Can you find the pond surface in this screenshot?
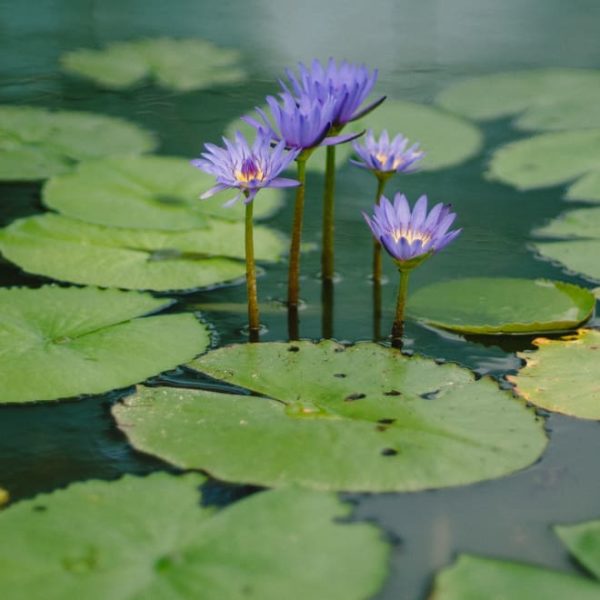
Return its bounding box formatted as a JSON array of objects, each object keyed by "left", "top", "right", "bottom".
[{"left": 2, "top": 1, "right": 600, "bottom": 598}]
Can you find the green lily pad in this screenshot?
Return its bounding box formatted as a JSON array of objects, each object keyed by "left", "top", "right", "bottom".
[
  {"left": 0, "top": 213, "right": 285, "bottom": 292},
  {"left": 0, "top": 106, "right": 156, "bottom": 181},
  {"left": 431, "top": 554, "right": 600, "bottom": 600},
  {"left": 354, "top": 99, "right": 483, "bottom": 171},
  {"left": 556, "top": 518, "right": 600, "bottom": 580},
  {"left": 507, "top": 329, "right": 600, "bottom": 419},
  {"left": 532, "top": 207, "right": 600, "bottom": 282},
  {"left": 0, "top": 286, "right": 210, "bottom": 403},
  {"left": 43, "top": 156, "right": 283, "bottom": 230},
  {"left": 407, "top": 278, "right": 594, "bottom": 335},
  {"left": 113, "top": 341, "right": 546, "bottom": 492},
  {"left": 487, "top": 130, "right": 600, "bottom": 202},
  {"left": 0, "top": 472, "right": 389, "bottom": 600},
  {"left": 61, "top": 38, "right": 247, "bottom": 91},
  {"left": 437, "top": 69, "right": 600, "bottom": 131},
  {"left": 227, "top": 99, "right": 482, "bottom": 174}
]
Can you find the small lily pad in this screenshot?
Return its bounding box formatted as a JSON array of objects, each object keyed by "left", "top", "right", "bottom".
[
  {"left": 113, "top": 341, "right": 546, "bottom": 492},
  {"left": 487, "top": 130, "right": 600, "bottom": 201},
  {"left": 533, "top": 207, "right": 600, "bottom": 282},
  {"left": 508, "top": 329, "right": 600, "bottom": 419},
  {"left": 437, "top": 69, "right": 600, "bottom": 131},
  {"left": 61, "top": 38, "right": 247, "bottom": 91},
  {"left": 407, "top": 278, "right": 594, "bottom": 335},
  {"left": 0, "top": 213, "right": 285, "bottom": 291},
  {"left": 431, "top": 554, "right": 600, "bottom": 600},
  {"left": 354, "top": 99, "right": 483, "bottom": 171},
  {"left": 0, "top": 472, "right": 389, "bottom": 600},
  {"left": 43, "top": 155, "right": 283, "bottom": 230},
  {"left": 0, "top": 106, "right": 156, "bottom": 181},
  {"left": 0, "top": 286, "right": 210, "bottom": 403},
  {"left": 432, "top": 512, "right": 600, "bottom": 599}
]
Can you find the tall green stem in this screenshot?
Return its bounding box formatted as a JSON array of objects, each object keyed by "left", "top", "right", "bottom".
[
  {"left": 391, "top": 269, "right": 410, "bottom": 348},
  {"left": 372, "top": 176, "right": 388, "bottom": 284},
  {"left": 321, "top": 145, "right": 336, "bottom": 280},
  {"left": 245, "top": 200, "right": 260, "bottom": 342},
  {"left": 288, "top": 157, "right": 307, "bottom": 308}
]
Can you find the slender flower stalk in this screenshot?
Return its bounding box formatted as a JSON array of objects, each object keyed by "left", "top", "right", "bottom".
[
  {"left": 192, "top": 131, "right": 299, "bottom": 340},
  {"left": 363, "top": 193, "right": 461, "bottom": 346},
  {"left": 281, "top": 59, "right": 385, "bottom": 282},
  {"left": 244, "top": 91, "right": 362, "bottom": 309}
]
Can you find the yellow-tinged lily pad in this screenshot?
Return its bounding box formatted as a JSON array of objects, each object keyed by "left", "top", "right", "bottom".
[
  {"left": 508, "top": 329, "right": 600, "bottom": 419},
  {"left": 0, "top": 213, "right": 286, "bottom": 292},
  {"left": 43, "top": 155, "right": 284, "bottom": 230},
  {"left": 0, "top": 106, "right": 156, "bottom": 181},
  {"left": 437, "top": 68, "right": 600, "bottom": 131},
  {"left": 61, "top": 38, "right": 247, "bottom": 91},
  {"left": 113, "top": 340, "right": 546, "bottom": 492},
  {"left": 0, "top": 488, "right": 8, "bottom": 507},
  {"left": 0, "top": 472, "right": 389, "bottom": 600},
  {"left": 0, "top": 286, "right": 210, "bottom": 404}
]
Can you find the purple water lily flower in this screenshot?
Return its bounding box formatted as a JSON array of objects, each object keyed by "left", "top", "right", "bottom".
[
  {"left": 352, "top": 129, "right": 425, "bottom": 176},
  {"left": 363, "top": 193, "right": 461, "bottom": 269},
  {"left": 191, "top": 130, "right": 300, "bottom": 206},
  {"left": 281, "top": 58, "right": 385, "bottom": 127},
  {"left": 243, "top": 91, "right": 362, "bottom": 153}
]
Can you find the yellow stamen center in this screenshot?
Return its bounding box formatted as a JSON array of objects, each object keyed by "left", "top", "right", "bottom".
[
  {"left": 235, "top": 167, "right": 265, "bottom": 184},
  {"left": 375, "top": 152, "right": 404, "bottom": 170},
  {"left": 391, "top": 228, "right": 431, "bottom": 245}
]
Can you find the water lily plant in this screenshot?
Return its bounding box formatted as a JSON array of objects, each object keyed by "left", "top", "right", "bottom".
[
  {"left": 244, "top": 91, "right": 361, "bottom": 312},
  {"left": 192, "top": 130, "right": 299, "bottom": 340},
  {"left": 363, "top": 193, "right": 461, "bottom": 345},
  {"left": 280, "top": 59, "right": 385, "bottom": 281},
  {"left": 352, "top": 129, "right": 425, "bottom": 284}
]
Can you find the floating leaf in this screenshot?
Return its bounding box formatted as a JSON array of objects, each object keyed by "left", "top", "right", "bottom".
[
  {"left": 354, "top": 99, "right": 483, "bottom": 171},
  {"left": 43, "top": 156, "right": 283, "bottom": 230},
  {"left": 507, "top": 329, "right": 600, "bottom": 419},
  {"left": 0, "top": 214, "right": 285, "bottom": 291},
  {"left": 113, "top": 341, "right": 546, "bottom": 492},
  {"left": 0, "top": 286, "right": 210, "bottom": 403},
  {"left": 534, "top": 207, "right": 600, "bottom": 239},
  {"left": 431, "top": 554, "right": 600, "bottom": 600},
  {"left": 407, "top": 278, "right": 594, "bottom": 335},
  {"left": 437, "top": 69, "right": 600, "bottom": 131},
  {"left": 556, "top": 519, "right": 600, "bottom": 580},
  {"left": 61, "top": 38, "right": 247, "bottom": 91},
  {"left": 0, "top": 106, "right": 156, "bottom": 181},
  {"left": 0, "top": 472, "right": 389, "bottom": 600}
]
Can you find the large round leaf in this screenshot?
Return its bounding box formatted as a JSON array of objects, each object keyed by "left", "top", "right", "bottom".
[
  {"left": 0, "top": 214, "right": 285, "bottom": 291},
  {"left": 0, "top": 472, "right": 389, "bottom": 600},
  {"left": 437, "top": 69, "right": 600, "bottom": 131},
  {"left": 354, "top": 99, "right": 483, "bottom": 171},
  {"left": 0, "top": 286, "right": 210, "bottom": 403},
  {"left": 113, "top": 341, "right": 546, "bottom": 492},
  {"left": 43, "top": 156, "right": 283, "bottom": 230},
  {"left": 0, "top": 106, "right": 156, "bottom": 181},
  {"left": 61, "top": 38, "right": 246, "bottom": 91},
  {"left": 487, "top": 130, "right": 600, "bottom": 201},
  {"left": 407, "top": 278, "right": 594, "bottom": 335},
  {"left": 534, "top": 206, "right": 600, "bottom": 239},
  {"left": 430, "top": 554, "right": 600, "bottom": 600},
  {"left": 225, "top": 99, "right": 482, "bottom": 174},
  {"left": 507, "top": 329, "right": 600, "bottom": 419}
]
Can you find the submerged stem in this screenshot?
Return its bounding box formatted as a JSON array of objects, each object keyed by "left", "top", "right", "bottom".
[
  {"left": 245, "top": 200, "right": 260, "bottom": 342},
  {"left": 288, "top": 157, "right": 307, "bottom": 309},
  {"left": 321, "top": 144, "right": 336, "bottom": 281},
  {"left": 391, "top": 268, "right": 410, "bottom": 348}
]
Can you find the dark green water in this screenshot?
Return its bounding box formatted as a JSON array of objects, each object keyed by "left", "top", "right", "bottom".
[{"left": 2, "top": 1, "right": 600, "bottom": 598}]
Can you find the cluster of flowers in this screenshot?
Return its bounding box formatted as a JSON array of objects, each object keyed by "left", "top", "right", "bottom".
[{"left": 193, "top": 58, "right": 461, "bottom": 340}]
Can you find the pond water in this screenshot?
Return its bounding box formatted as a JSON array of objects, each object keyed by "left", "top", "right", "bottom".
[{"left": 2, "top": 1, "right": 600, "bottom": 598}]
